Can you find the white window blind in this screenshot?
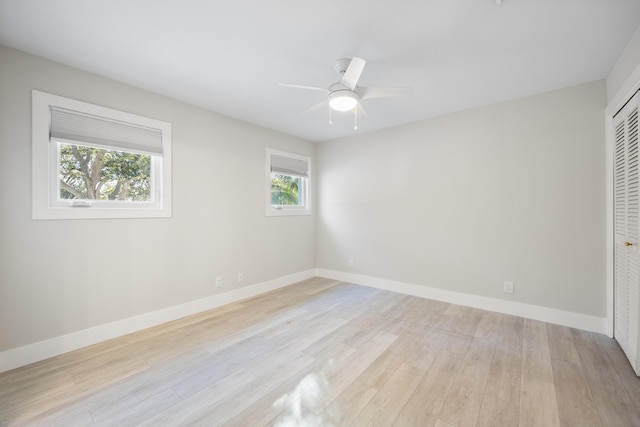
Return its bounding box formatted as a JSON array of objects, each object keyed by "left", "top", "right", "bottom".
[
  {"left": 270, "top": 154, "right": 309, "bottom": 178},
  {"left": 50, "top": 106, "right": 163, "bottom": 155}
]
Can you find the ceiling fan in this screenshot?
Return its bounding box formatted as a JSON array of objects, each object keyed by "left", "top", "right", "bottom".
[{"left": 280, "top": 57, "right": 409, "bottom": 128}]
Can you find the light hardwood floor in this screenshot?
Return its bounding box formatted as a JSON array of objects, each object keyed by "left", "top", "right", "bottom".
[{"left": 1, "top": 278, "right": 640, "bottom": 426}]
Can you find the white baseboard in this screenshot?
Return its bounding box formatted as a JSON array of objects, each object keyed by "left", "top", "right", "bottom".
[
  {"left": 315, "top": 269, "right": 608, "bottom": 334},
  {"left": 0, "top": 269, "right": 315, "bottom": 373},
  {"left": 1, "top": 268, "right": 607, "bottom": 373}
]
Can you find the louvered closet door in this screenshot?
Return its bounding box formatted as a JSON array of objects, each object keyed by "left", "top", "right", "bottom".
[{"left": 614, "top": 89, "right": 640, "bottom": 376}]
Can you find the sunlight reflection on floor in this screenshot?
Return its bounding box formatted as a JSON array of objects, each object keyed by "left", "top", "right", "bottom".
[{"left": 272, "top": 359, "right": 340, "bottom": 427}]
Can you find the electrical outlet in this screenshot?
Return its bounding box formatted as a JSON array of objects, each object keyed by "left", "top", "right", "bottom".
[
  {"left": 215, "top": 276, "right": 223, "bottom": 287},
  {"left": 237, "top": 272, "right": 244, "bottom": 282},
  {"left": 348, "top": 259, "right": 354, "bottom": 269},
  {"left": 504, "top": 281, "right": 514, "bottom": 294}
]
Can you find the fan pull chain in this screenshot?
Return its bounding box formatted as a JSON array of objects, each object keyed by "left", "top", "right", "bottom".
[
  {"left": 354, "top": 105, "right": 358, "bottom": 130},
  {"left": 329, "top": 106, "right": 332, "bottom": 125}
]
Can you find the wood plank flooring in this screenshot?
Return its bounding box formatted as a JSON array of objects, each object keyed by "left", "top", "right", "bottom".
[{"left": 1, "top": 277, "right": 639, "bottom": 426}]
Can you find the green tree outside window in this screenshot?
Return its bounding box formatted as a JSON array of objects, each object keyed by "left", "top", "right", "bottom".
[
  {"left": 271, "top": 174, "right": 301, "bottom": 205},
  {"left": 59, "top": 144, "right": 151, "bottom": 201}
]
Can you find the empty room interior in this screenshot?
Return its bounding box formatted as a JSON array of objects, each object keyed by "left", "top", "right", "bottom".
[{"left": 1, "top": 1, "right": 640, "bottom": 426}]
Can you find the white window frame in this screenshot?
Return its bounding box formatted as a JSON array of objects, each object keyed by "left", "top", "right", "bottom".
[
  {"left": 265, "top": 148, "right": 311, "bottom": 216},
  {"left": 32, "top": 90, "right": 172, "bottom": 219}
]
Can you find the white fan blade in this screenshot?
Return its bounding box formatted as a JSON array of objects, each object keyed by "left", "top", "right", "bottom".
[
  {"left": 279, "top": 83, "right": 328, "bottom": 93},
  {"left": 341, "top": 57, "right": 366, "bottom": 90},
  {"left": 355, "top": 102, "right": 368, "bottom": 119},
  {"left": 359, "top": 86, "right": 410, "bottom": 100},
  {"left": 301, "top": 100, "right": 329, "bottom": 116}
]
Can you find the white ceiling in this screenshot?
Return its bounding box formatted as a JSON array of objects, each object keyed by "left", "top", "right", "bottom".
[{"left": 1, "top": 1, "right": 639, "bottom": 142}]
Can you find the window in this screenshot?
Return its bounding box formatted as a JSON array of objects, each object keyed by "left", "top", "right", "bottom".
[
  {"left": 265, "top": 148, "right": 311, "bottom": 216},
  {"left": 32, "top": 90, "right": 172, "bottom": 219}
]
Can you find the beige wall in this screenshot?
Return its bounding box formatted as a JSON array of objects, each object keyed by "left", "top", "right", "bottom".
[
  {"left": 316, "top": 81, "right": 607, "bottom": 317},
  {"left": 0, "top": 46, "right": 316, "bottom": 352}
]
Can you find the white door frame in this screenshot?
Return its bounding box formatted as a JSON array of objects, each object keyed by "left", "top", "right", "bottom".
[{"left": 606, "top": 66, "right": 640, "bottom": 338}]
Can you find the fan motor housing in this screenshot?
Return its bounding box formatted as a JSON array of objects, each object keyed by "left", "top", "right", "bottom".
[{"left": 328, "top": 82, "right": 358, "bottom": 94}]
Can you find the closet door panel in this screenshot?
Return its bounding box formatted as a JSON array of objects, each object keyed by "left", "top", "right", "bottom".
[{"left": 614, "top": 90, "right": 640, "bottom": 375}]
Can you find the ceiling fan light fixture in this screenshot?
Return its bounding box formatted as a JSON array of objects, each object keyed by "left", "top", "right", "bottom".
[{"left": 329, "top": 91, "right": 358, "bottom": 111}]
